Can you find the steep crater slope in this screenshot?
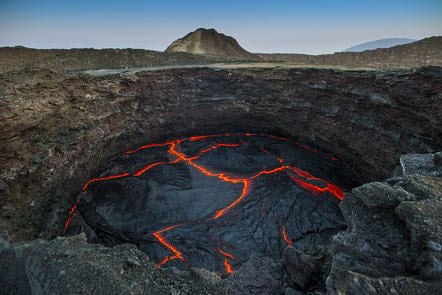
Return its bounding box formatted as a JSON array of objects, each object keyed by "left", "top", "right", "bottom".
[{"left": 0, "top": 67, "right": 440, "bottom": 243}]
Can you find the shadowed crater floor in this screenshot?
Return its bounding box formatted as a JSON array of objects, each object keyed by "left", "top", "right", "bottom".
[{"left": 65, "top": 133, "right": 361, "bottom": 273}]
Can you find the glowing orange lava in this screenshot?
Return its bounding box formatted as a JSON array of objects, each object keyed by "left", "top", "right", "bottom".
[
  {"left": 63, "top": 212, "right": 77, "bottom": 233},
  {"left": 81, "top": 172, "right": 130, "bottom": 191},
  {"left": 134, "top": 158, "right": 181, "bottom": 176},
  {"left": 295, "top": 142, "right": 319, "bottom": 153},
  {"left": 65, "top": 133, "right": 349, "bottom": 273},
  {"left": 282, "top": 225, "right": 293, "bottom": 247},
  {"left": 125, "top": 141, "right": 175, "bottom": 154},
  {"left": 223, "top": 258, "right": 234, "bottom": 273},
  {"left": 218, "top": 248, "right": 237, "bottom": 273},
  {"left": 153, "top": 224, "right": 186, "bottom": 267}
]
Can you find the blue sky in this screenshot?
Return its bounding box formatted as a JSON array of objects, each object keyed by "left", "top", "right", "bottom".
[{"left": 1, "top": 0, "right": 441, "bottom": 54}]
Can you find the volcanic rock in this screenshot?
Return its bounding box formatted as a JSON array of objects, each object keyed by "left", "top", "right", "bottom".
[
  {"left": 395, "top": 183, "right": 442, "bottom": 251},
  {"left": 400, "top": 152, "right": 442, "bottom": 177},
  {"left": 217, "top": 255, "right": 283, "bottom": 295},
  {"left": 352, "top": 182, "right": 415, "bottom": 208},
  {"left": 0, "top": 234, "right": 209, "bottom": 294},
  {"left": 282, "top": 247, "right": 323, "bottom": 290},
  {"left": 326, "top": 171, "right": 442, "bottom": 294},
  {"left": 336, "top": 271, "right": 440, "bottom": 295},
  {"left": 165, "top": 28, "right": 258, "bottom": 60},
  {"left": 191, "top": 268, "right": 222, "bottom": 288},
  {"left": 426, "top": 240, "right": 442, "bottom": 252}
]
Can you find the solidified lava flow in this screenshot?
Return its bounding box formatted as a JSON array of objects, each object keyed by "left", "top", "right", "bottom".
[{"left": 65, "top": 133, "right": 360, "bottom": 274}]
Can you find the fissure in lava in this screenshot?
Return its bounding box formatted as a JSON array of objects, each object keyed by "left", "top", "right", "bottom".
[{"left": 65, "top": 133, "right": 359, "bottom": 274}]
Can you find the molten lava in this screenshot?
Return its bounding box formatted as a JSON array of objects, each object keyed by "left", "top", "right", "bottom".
[
  {"left": 65, "top": 133, "right": 355, "bottom": 274},
  {"left": 81, "top": 173, "right": 130, "bottom": 191},
  {"left": 282, "top": 225, "right": 293, "bottom": 247},
  {"left": 153, "top": 225, "right": 186, "bottom": 267},
  {"left": 218, "top": 248, "right": 237, "bottom": 273}
]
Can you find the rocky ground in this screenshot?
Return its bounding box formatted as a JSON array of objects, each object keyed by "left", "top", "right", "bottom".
[{"left": 0, "top": 66, "right": 441, "bottom": 294}]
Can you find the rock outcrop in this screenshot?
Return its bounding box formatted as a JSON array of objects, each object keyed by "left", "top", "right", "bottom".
[
  {"left": 165, "top": 28, "right": 258, "bottom": 60},
  {"left": 327, "top": 155, "right": 442, "bottom": 294}
]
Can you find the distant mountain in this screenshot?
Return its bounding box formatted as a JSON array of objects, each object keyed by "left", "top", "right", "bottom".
[
  {"left": 165, "top": 28, "right": 258, "bottom": 60},
  {"left": 343, "top": 38, "right": 417, "bottom": 52}
]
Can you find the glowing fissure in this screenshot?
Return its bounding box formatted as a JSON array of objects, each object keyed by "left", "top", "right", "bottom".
[
  {"left": 65, "top": 133, "right": 350, "bottom": 273},
  {"left": 223, "top": 258, "right": 234, "bottom": 273},
  {"left": 134, "top": 158, "right": 181, "bottom": 176},
  {"left": 125, "top": 141, "right": 175, "bottom": 154},
  {"left": 287, "top": 167, "right": 344, "bottom": 200},
  {"left": 282, "top": 225, "right": 293, "bottom": 247},
  {"left": 212, "top": 180, "right": 249, "bottom": 220},
  {"left": 296, "top": 142, "right": 319, "bottom": 153},
  {"left": 63, "top": 212, "right": 77, "bottom": 233},
  {"left": 81, "top": 172, "right": 131, "bottom": 191},
  {"left": 218, "top": 248, "right": 237, "bottom": 273},
  {"left": 153, "top": 231, "right": 185, "bottom": 267}
]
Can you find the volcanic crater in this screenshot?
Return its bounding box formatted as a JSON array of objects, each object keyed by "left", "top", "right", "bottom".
[{"left": 1, "top": 66, "right": 441, "bottom": 294}]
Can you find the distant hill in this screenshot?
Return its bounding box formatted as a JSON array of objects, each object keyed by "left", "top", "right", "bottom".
[
  {"left": 343, "top": 38, "right": 417, "bottom": 52},
  {"left": 165, "top": 28, "right": 258, "bottom": 60}
]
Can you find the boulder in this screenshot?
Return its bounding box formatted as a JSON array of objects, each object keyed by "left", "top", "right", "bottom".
[{"left": 282, "top": 247, "right": 322, "bottom": 290}]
